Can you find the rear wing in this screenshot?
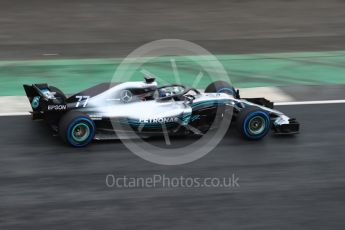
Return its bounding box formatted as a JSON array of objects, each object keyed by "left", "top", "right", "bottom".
[
  {"left": 24, "top": 84, "right": 54, "bottom": 100},
  {"left": 23, "top": 84, "right": 67, "bottom": 119}
]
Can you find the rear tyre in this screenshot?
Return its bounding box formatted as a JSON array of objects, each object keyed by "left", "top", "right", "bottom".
[
  {"left": 59, "top": 111, "right": 95, "bottom": 147},
  {"left": 237, "top": 107, "right": 271, "bottom": 140},
  {"left": 205, "top": 81, "right": 238, "bottom": 98}
]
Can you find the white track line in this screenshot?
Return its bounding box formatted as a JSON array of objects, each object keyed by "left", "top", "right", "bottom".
[
  {"left": 0, "top": 112, "right": 31, "bottom": 116},
  {"left": 239, "top": 87, "right": 294, "bottom": 102},
  {"left": 275, "top": 99, "right": 345, "bottom": 106}
]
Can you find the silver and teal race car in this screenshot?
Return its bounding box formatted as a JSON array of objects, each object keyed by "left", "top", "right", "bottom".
[{"left": 23, "top": 77, "right": 299, "bottom": 147}]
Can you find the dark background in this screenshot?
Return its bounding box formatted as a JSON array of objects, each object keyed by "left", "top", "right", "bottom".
[{"left": 0, "top": 0, "right": 344, "bottom": 59}]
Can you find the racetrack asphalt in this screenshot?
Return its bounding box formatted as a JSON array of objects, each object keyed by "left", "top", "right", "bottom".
[
  {"left": 0, "top": 0, "right": 345, "bottom": 60},
  {"left": 1, "top": 104, "right": 345, "bottom": 230},
  {"left": 1, "top": 0, "right": 345, "bottom": 229}
]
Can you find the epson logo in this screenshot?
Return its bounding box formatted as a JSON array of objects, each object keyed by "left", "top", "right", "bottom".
[
  {"left": 139, "top": 117, "right": 179, "bottom": 123},
  {"left": 48, "top": 105, "right": 67, "bottom": 110}
]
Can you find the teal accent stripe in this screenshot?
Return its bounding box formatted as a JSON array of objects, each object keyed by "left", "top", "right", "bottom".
[{"left": 192, "top": 99, "right": 230, "bottom": 108}]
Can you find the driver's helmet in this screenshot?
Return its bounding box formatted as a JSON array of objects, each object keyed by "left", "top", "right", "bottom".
[{"left": 159, "top": 87, "right": 180, "bottom": 97}]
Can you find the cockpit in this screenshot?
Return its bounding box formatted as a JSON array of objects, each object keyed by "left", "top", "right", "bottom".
[
  {"left": 114, "top": 76, "right": 200, "bottom": 104},
  {"left": 154, "top": 85, "right": 200, "bottom": 102}
]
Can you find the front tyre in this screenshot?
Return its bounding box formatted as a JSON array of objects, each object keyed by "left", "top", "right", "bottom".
[
  {"left": 205, "top": 80, "right": 239, "bottom": 98},
  {"left": 59, "top": 111, "right": 95, "bottom": 147},
  {"left": 237, "top": 107, "right": 271, "bottom": 140}
]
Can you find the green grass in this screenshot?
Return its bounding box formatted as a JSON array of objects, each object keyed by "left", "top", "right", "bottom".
[{"left": 1, "top": 51, "right": 345, "bottom": 96}]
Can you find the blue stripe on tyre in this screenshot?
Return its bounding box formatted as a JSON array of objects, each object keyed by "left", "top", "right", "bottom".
[
  {"left": 242, "top": 111, "right": 270, "bottom": 140},
  {"left": 67, "top": 117, "right": 95, "bottom": 147}
]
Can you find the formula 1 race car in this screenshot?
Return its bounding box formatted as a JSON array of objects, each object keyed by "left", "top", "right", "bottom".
[{"left": 23, "top": 77, "right": 299, "bottom": 147}]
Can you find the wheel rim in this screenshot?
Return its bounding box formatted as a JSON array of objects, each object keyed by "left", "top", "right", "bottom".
[
  {"left": 248, "top": 116, "right": 266, "bottom": 135},
  {"left": 71, "top": 123, "right": 90, "bottom": 142}
]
